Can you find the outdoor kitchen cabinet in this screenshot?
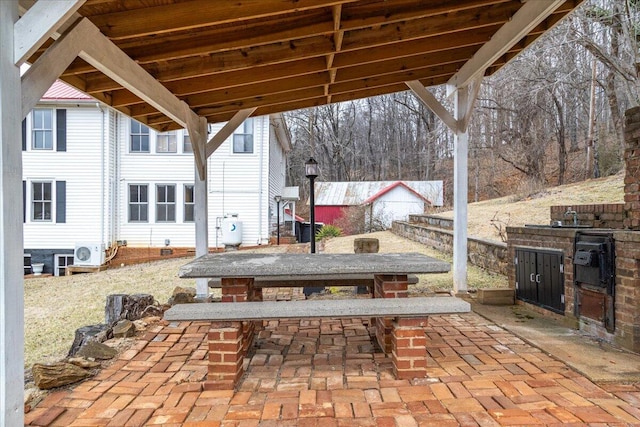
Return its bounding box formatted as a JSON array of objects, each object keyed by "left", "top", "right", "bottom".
[{"left": 515, "top": 248, "right": 565, "bottom": 314}]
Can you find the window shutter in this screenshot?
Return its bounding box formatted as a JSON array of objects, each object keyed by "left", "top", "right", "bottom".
[
  {"left": 56, "top": 181, "right": 66, "bottom": 223},
  {"left": 56, "top": 109, "right": 66, "bottom": 152},
  {"left": 22, "top": 118, "right": 26, "bottom": 151},
  {"left": 23, "top": 180, "right": 26, "bottom": 223}
]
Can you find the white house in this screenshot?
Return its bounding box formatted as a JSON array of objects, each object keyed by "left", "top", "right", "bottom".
[{"left": 22, "top": 82, "right": 291, "bottom": 276}]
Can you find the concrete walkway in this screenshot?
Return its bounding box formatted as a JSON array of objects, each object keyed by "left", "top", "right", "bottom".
[
  {"left": 470, "top": 301, "right": 640, "bottom": 384},
  {"left": 25, "top": 308, "right": 640, "bottom": 426}
]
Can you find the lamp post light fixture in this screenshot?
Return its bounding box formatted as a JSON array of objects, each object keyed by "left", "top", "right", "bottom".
[
  {"left": 274, "top": 195, "right": 282, "bottom": 245},
  {"left": 305, "top": 158, "right": 319, "bottom": 254}
]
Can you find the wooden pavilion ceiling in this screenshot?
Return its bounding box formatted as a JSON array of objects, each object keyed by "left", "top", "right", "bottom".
[{"left": 26, "top": 0, "right": 582, "bottom": 131}]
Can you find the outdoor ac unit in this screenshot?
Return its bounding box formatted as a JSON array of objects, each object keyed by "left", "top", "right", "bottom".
[{"left": 74, "top": 243, "right": 105, "bottom": 266}]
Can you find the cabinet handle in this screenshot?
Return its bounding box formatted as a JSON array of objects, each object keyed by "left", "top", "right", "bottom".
[
  {"left": 535, "top": 274, "right": 540, "bottom": 283},
  {"left": 530, "top": 273, "right": 535, "bottom": 282}
]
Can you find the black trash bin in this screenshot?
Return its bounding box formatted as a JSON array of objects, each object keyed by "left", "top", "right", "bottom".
[{"left": 298, "top": 222, "right": 323, "bottom": 243}]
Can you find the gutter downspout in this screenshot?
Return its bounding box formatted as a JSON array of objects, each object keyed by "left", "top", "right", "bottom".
[
  {"left": 96, "top": 103, "right": 106, "bottom": 246},
  {"left": 258, "top": 118, "right": 265, "bottom": 245}
]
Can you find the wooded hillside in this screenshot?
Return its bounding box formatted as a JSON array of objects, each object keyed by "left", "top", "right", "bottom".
[{"left": 285, "top": 0, "right": 639, "bottom": 206}]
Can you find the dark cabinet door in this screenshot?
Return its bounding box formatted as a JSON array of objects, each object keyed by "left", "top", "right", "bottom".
[{"left": 515, "top": 248, "right": 564, "bottom": 314}]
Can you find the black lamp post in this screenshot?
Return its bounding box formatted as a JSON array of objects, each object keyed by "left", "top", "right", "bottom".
[
  {"left": 274, "top": 195, "right": 282, "bottom": 245},
  {"left": 305, "top": 158, "right": 319, "bottom": 254}
]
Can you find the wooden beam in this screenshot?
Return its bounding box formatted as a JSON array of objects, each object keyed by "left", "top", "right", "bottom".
[
  {"left": 339, "top": 0, "right": 512, "bottom": 31},
  {"left": 458, "top": 76, "right": 482, "bottom": 132},
  {"left": 76, "top": 18, "right": 199, "bottom": 129},
  {"left": 92, "top": 26, "right": 493, "bottom": 102},
  {"left": 448, "top": 0, "right": 565, "bottom": 87},
  {"left": 127, "top": 72, "right": 330, "bottom": 116},
  {"left": 108, "top": 58, "right": 328, "bottom": 106},
  {"left": 89, "top": 0, "right": 359, "bottom": 40},
  {"left": 60, "top": 3, "right": 519, "bottom": 79},
  {"left": 14, "top": 0, "right": 84, "bottom": 66},
  {"left": 406, "top": 80, "right": 458, "bottom": 132},
  {"left": 205, "top": 108, "right": 257, "bottom": 158},
  {"left": 185, "top": 110, "right": 208, "bottom": 180},
  {"left": 21, "top": 18, "right": 94, "bottom": 118}
]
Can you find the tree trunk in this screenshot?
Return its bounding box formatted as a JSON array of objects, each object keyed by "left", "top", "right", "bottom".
[{"left": 105, "top": 293, "right": 156, "bottom": 325}]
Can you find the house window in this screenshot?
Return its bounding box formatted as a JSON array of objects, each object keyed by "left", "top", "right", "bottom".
[
  {"left": 32, "top": 109, "right": 53, "bottom": 150},
  {"left": 183, "top": 133, "right": 193, "bottom": 153},
  {"left": 157, "top": 131, "right": 177, "bottom": 153},
  {"left": 128, "top": 184, "right": 148, "bottom": 222},
  {"left": 130, "top": 120, "right": 150, "bottom": 153},
  {"left": 233, "top": 118, "right": 254, "bottom": 153},
  {"left": 32, "top": 181, "right": 52, "bottom": 221},
  {"left": 156, "top": 184, "right": 176, "bottom": 222},
  {"left": 184, "top": 184, "right": 194, "bottom": 222},
  {"left": 54, "top": 254, "right": 74, "bottom": 277}
]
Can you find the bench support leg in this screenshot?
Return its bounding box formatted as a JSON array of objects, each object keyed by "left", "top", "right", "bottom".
[
  {"left": 205, "top": 321, "right": 246, "bottom": 390},
  {"left": 373, "top": 274, "right": 408, "bottom": 353},
  {"left": 392, "top": 317, "right": 428, "bottom": 379}
]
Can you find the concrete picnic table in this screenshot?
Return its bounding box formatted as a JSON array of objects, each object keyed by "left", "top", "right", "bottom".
[{"left": 171, "top": 251, "right": 462, "bottom": 388}]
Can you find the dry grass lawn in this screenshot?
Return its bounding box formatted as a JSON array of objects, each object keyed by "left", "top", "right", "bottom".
[
  {"left": 23, "top": 173, "right": 624, "bottom": 369},
  {"left": 437, "top": 172, "right": 624, "bottom": 241}
]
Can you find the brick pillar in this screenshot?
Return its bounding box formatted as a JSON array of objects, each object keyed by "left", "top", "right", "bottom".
[
  {"left": 392, "top": 317, "right": 428, "bottom": 379},
  {"left": 221, "top": 277, "right": 255, "bottom": 302},
  {"left": 206, "top": 321, "right": 244, "bottom": 390},
  {"left": 216, "top": 278, "right": 259, "bottom": 388},
  {"left": 373, "top": 274, "right": 408, "bottom": 352},
  {"left": 624, "top": 106, "right": 640, "bottom": 230}
]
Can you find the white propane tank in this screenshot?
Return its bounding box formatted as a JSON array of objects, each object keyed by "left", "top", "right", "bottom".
[{"left": 221, "top": 213, "right": 243, "bottom": 246}]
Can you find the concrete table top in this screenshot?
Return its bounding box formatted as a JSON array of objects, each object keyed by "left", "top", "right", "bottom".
[{"left": 179, "top": 252, "right": 450, "bottom": 279}]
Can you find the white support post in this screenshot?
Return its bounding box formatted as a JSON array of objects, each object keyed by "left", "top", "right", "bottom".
[
  {"left": 191, "top": 118, "right": 209, "bottom": 299},
  {"left": 1, "top": 2, "right": 25, "bottom": 425},
  {"left": 453, "top": 87, "right": 469, "bottom": 294}
]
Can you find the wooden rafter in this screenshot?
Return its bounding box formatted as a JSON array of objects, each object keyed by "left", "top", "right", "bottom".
[{"left": 20, "top": 0, "right": 583, "bottom": 128}]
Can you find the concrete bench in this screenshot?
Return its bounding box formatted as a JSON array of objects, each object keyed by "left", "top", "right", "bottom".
[
  {"left": 207, "top": 274, "right": 420, "bottom": 289},
  {"left": 164, "top": 296, "right": 470, "bottom": 389}
]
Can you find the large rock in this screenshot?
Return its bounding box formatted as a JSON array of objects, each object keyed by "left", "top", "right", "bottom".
[
  {"left": 113, "top": 319, "right": 135, "bottom": 338},
  {"left": 105, "top": 293, "right": 156, "bottom": 325},
  {"left": 76, "top": 341, "right": 118, "bottom": 360},
  {"left": 32, "top": 363, "right": 92, "bottom": 390},
  {"left": 67, "top": 357, "right": 101, "bottom": 369},
  {"left": 168, "top": 286, "right": 196, "bottom": 305},
  {"left": 67, "top": 324, "right": 112, "bottom": 358}
]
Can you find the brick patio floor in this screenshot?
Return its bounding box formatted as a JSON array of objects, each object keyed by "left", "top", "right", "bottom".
[{"left": 25, "top": 311, "right": 640, "bottom": 426}]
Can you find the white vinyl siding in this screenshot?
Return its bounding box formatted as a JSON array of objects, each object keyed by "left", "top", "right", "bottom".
[
  {"left": 23, "top": 107, "right": 107, "bottom": 249},
  {"left": 23, "top": 105, "right": 281, "bottom": 250}
]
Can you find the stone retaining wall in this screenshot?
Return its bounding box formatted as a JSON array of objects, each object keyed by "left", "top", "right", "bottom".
[{"left": 391, "top": 220, "right": 508, "bottom": 275}]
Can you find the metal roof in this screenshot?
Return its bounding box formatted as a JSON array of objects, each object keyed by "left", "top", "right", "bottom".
[
  {"left": 41, "top": 80, "right": 92, "bottom": 101},
  {"left": 314, "top": 181, "right": 443, "bottom": 206}
]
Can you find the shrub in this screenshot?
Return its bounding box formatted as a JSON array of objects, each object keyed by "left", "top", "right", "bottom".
[
  {"left": 315, "top": 224, "right": 342, "bottom": 240},
  {"left": 333, "top": 206, "right": 366, "bottom": 235}
]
